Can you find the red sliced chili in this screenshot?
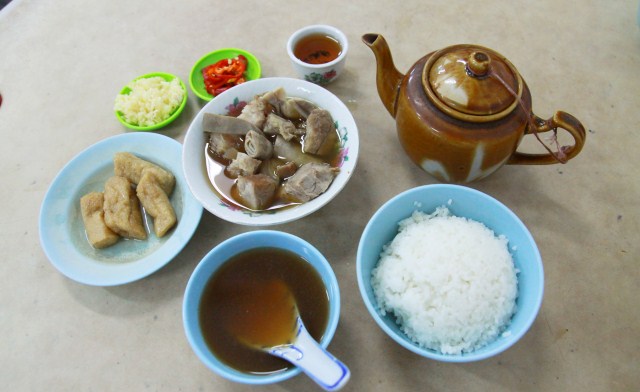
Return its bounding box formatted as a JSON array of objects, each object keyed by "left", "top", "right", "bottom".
[{"left": 202, "top": 55, "right": 248, "bottom": 96}]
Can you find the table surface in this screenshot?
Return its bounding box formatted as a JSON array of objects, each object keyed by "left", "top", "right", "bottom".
[{"left": 2, "top": 0, "right": 639, "bottom": 391}]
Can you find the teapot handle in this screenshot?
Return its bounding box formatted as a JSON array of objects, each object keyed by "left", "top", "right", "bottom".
[{"left": 508, "top": 111, "right": 586, "bottom": 165}]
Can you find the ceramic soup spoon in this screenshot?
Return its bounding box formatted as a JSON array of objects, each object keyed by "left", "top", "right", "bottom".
[{"left": 231, "top": 280, "right": 350, "bottom": 391}]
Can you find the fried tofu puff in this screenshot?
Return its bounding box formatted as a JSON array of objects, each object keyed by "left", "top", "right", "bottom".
[
  {"left": 79, "top": 192, "right": 120, "bottom": 248},
  {"left": 113, "top": 152, "right": 175, "bottom": 195},
  {"left": 136, "top": 171, "right": 177, "bottom": 237},
  {"left": 103, "top": 176, "right": 147, "bottom": 240}
]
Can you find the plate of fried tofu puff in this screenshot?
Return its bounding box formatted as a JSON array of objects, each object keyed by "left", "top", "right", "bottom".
[{"left": 39, "top": 132, "right": 203, "bottom": 286}]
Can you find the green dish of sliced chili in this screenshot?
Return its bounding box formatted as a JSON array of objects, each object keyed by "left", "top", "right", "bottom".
[{"left": 189, "top": 48, "right": 261, "bottom": 101}]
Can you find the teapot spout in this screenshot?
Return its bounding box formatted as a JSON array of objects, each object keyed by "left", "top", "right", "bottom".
[{"left": 362, "top": 33, "right": 404, "bottom": 118}]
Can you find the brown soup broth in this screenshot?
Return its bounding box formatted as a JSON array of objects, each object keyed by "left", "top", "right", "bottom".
[
  {"left": 198, "top": 247, "right": 330, "bottom": 374},
  {"left": 294, "top": 33, "right": 342, "bottom": 64},
  {"left": 204, "top": 98, "right": 343, "bottom": 211}
]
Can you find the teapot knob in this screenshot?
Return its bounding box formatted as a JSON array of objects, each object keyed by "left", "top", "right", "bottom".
[{"left": 467, "top": 51, "right": 491, "bottom": 77}]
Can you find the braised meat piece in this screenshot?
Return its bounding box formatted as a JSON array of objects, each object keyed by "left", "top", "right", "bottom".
[
  {"left": 236, "top": 174, "right": 278, "bottom": 210},
  {"left": 227, "top": 153, "right": 261, "bottom": 178},
  {"left": 237, "top": 96, "right": 267, "bottom": 129},
  {"left": 281, "top": 163, "right": 339, "bottom": 203},
  {"left": 281, "top": 97, "right": 319, "bottom": 119},
  {"left": 244, "top": 130, "right": 273, "bottom": 160},
  {"left": 263, "top": 113, "right": 301, "bottom": 141},
  {"left": 208, "top": 133, "right": 242, "bottom": 162},
  {"left": 203, "top": 112, "right": 260, "bottom": 135},
  {"left": 275, "top": 161, "right": 298, "bottom": 179},
  {"left": 303, "top": 109, "right": 336, "bottom": 154},
  {"left": 273, "top": 135, "right": 322, "bottom": 166},
  {"left": 261, "top": 87, "right": 287, "bottom": 113}
]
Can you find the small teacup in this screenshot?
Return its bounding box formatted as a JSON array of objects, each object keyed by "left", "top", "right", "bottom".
[{"left": 287, "top": 25, "right": 348, "bottom": 85}]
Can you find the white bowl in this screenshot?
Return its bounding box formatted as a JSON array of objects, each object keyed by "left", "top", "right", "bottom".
[{"left": 182, "top": 77, "right": 359, "bottom": 226}]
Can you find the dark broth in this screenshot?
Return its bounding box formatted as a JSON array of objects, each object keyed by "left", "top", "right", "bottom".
[
  {"left": 294, "top": 33, "right": 342, "bottom": 64},
  {"left": 204, "top": 96, "right": 343, "bottom": 212},
  {"left": 198, "top": 247, "right": 329, "bottom": 374}
]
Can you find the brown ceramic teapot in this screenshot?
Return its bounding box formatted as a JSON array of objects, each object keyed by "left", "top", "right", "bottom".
[{"left": 363, "top": 33, "right": 586, "bottom": 183}]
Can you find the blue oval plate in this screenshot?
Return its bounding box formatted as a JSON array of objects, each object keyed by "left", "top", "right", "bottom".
[{"left": 39, "top": 133, "right": 203, "bottom": 286}]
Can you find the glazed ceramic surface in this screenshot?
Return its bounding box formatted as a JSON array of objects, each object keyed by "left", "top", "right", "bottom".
[{"left": 363, "top": 34, "right": 586, "bottom": 183}]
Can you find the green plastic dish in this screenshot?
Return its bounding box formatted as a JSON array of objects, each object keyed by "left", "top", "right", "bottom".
[
  {"left": 189, "top": 48, "right": 261, "bottom": 101},
  {"left": 115, "top": 72, "right": 188, "bottom": 131}
]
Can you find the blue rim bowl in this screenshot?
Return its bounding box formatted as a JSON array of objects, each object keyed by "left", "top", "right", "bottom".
[
  {"left": 183, "top": 230, "right": 341, "bottom": 384},
  {"left": 356, "top": 184, "right": 544, "bottom": 362}
]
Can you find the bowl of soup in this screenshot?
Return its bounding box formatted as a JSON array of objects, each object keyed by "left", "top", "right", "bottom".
[
  {"left": 182, "top": 230, "right": 342, "bottom": 385},
  {"left": 182, "top": 77, "right": 359, "bottom": 226}
]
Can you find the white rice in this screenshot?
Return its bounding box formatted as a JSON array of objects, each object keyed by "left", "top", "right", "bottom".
[
  {"left": 114, "top": 76, "right": 184, "bottom": 127},
  {"left": 371, "top": 206, "right": 518, "bottom": 355}
]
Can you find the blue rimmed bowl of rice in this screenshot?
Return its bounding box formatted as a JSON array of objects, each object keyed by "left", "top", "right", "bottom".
[{"left": 356, "top": 184, "right": 543, "bottom": 362}]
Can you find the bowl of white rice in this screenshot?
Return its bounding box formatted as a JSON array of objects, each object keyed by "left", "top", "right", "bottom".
[{"left": 356, "top": 184, "right": 543, "bottom": 362}]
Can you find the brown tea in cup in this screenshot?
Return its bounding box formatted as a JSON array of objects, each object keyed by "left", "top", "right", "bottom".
[
  {"left": 294, "top": 33, "right": 342, "bottom": 64},
  {"left": 287, "top": 25, "right": 349, "bottom": 85}
]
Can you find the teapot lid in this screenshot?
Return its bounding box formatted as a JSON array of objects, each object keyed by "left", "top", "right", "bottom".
[{"left": 422, "top": 44, "right": 523, "bottom": 122}]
